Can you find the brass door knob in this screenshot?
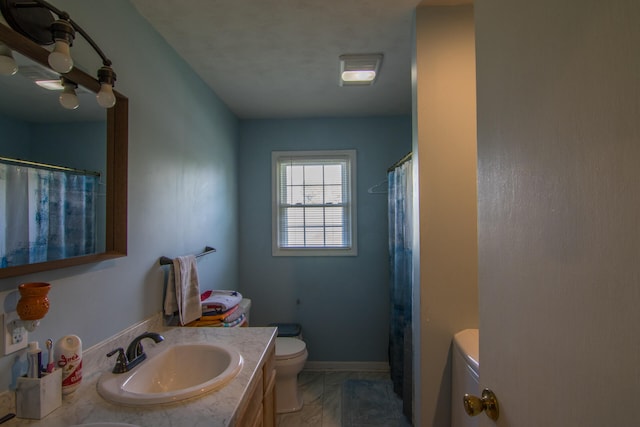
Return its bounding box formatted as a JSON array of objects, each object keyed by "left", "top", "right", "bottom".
[{"left": 463, "top": 388, "right": 499, "bottom": 421}]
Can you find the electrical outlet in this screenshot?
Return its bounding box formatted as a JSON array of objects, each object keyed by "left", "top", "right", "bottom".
[
  {"left": 2, "top": 311, "right": 28, "bottom": 355},
  {"left": 13, "top": 322, "right": 25, "bottom": 344}
]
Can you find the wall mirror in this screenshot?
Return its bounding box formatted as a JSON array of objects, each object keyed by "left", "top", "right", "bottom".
[{"left": 0, "top": 23, "right": 127, "bottom": 279}]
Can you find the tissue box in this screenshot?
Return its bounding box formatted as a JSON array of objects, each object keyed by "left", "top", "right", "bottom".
[{"left": 16, "top": 369, "right": 62, "bottom": 419}]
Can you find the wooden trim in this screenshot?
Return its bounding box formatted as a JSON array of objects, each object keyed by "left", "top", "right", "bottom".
[{"left": 106, "top": 92, "right": 128, "bottom": 255}]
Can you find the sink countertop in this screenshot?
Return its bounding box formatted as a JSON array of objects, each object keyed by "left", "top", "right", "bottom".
[{"left": 9, "top": 324, "right": 277, "bottom": 427}]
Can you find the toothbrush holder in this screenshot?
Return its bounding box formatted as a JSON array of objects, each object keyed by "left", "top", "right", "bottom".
[{"left": 16, "top": 368, "right": 62, "bottom": 419}]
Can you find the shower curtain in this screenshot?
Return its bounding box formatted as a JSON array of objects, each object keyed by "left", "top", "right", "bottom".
[
  {"left": 388, "top": 154, "right": 413, "bottom": 420},
  {"left": 0, "top": 162, "right": 98, "bottom": 267}
]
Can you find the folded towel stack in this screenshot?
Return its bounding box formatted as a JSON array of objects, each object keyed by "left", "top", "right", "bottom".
[
  {"left": 185, "top": 290, "right": 246, "bottom": 327},
  {"left": 201, "top": 290, "right": 243, "bottom": 313}
]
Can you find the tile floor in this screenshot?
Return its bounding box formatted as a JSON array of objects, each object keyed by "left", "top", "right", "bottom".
[{"left": 276, "top": 370, "right": 392, "bottom": 427}]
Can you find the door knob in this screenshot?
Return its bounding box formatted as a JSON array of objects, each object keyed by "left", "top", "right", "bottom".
[{"left": 463, "top": 388, "right": 499, "bottom": 421}]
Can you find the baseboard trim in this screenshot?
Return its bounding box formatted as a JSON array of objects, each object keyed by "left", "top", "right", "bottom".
[{"left": 303, "top": 361, "right": 390, "bottom": 372}]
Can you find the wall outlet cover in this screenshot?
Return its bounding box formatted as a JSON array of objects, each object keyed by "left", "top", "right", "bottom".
[{"left": 2, "top": 312, "right": 28, "bottom": 355}]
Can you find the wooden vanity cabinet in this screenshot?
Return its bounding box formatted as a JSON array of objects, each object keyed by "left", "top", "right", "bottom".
[
  {"left": 262, "top": 342, "right": 276, "bottom": 427},
  {"left": 235, "top": 339, "right": 276, "bottom": 427}
]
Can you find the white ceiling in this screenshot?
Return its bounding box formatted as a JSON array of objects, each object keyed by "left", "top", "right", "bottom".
[{"left": 129, "top": 0, "right": 423, "bottom": 119}]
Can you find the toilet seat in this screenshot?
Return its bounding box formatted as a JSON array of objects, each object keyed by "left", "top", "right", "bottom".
[{"left": 276, "top": 337, "right": 306, "bottom": 360}]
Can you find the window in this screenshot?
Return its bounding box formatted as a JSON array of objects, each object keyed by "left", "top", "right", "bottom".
[{"left": 272, "top": 150, "right": 357, "bottom": 256}]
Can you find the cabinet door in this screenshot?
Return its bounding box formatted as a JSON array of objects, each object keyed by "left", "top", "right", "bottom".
[
  {"left": 263, "top": 368, "right": 276, "bottom": 427},
  {"left": 236, "top": 369, "right": 263, "bottom": 426}
]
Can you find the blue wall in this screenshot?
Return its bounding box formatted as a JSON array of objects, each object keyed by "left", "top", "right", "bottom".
[
  {"left": 0, "top": 115, "right": 31, "bottom": 157},
  {"left": 0, "top": 118, "right": 105, "bottom": 171},
  {"left": 0, "top": 0, "right": 239, "bottom": 391},
  {"left": 238, "top": 117, "right": 411, "bottom": 362},
  {"left": 0, "top": 0, "right": 411, "bottom": 390},
  {"left": 30, "top": 121, "right": 106, "bottom": 173}
]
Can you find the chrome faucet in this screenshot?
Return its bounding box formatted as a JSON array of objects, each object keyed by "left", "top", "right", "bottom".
[{"left": 106, "top": 332, "right": 164, "bottom": 374}]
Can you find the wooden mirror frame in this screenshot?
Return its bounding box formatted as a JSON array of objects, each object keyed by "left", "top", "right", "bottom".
[{"left": 0, "top": 23, "right": 127, "bottom": 279}]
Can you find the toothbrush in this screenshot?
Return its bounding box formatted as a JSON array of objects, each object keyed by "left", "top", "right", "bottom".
[{"left": 46, "top": 339, "right": 54, "bottom": 373}]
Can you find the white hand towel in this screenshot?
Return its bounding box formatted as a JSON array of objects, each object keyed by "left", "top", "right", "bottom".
[
  {"left": 164, "top": 267, "right": 178, "bottom": 316},
  {"left": 164, "top": 255, "right": 202, "bottom": 325}
]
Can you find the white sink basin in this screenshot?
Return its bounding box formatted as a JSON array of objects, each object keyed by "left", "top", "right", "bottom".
[{"left": 97, "top": 343, "right": 243, "bottom": 406}]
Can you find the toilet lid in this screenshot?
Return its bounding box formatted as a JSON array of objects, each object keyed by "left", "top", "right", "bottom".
[{"left": 275, "top": 337, "right": 306, "bottom": 359}]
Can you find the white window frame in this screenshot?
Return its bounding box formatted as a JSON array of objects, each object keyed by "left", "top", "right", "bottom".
[{"left": 272, "top": 150, "right": 357, "bottom": 257}]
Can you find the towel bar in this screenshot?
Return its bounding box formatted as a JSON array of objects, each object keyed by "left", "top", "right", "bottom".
[{"left": 159, "top": 246, "right": 216, "bottom": 266}]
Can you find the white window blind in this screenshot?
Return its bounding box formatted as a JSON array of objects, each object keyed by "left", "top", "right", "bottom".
[{"left": 272, "top": 150, "right": 357, "bottom": 256}]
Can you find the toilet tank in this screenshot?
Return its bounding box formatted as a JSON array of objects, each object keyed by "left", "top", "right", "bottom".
[
  {"left": 239, "top": 298, "right": 251, "bottom": 325},
  {"left": 451, "top": 329, "right": 479, "bottom": 427}
]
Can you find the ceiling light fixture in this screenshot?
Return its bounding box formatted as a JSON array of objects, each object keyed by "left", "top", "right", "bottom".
[
  {"left": 339, "top": 54, "right": 383, "bottom": 86},
  {"left": 34, "top": 78, "right": 62, "bottom": 90},
  {"left": 0, "top": 0, "right": 117, "bottom": 108}
]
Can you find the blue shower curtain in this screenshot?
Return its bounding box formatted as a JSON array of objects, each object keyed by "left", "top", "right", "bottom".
[
  {"left": 0, "top": 162, "right": 98, "bottom": 267},
  {"left": 388, "top": 154, "right": 413, "bottom": 420}
]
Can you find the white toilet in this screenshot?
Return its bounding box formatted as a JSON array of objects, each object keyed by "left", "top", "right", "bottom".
[
  {"left": 271, "top": 324, "right": 308, "bottom": 413},
  {"left": 451, "top": 329, "right": 480, "bottom": 427}
]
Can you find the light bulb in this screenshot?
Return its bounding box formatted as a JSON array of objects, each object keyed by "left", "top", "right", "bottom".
[
  {"left": 59, "top": 82, "right": 79, "bottom": 109},
  {"left": 48, "top": 40, "right": 73, "bottom": 74},
  {"left": 96, "top": 82, "right": 116, "bottom": 108},
  {"left": 0, "top": 43, "right": 17, "bottom": 76}
]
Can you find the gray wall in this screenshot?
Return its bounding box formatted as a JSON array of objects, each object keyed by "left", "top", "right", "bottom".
[{"left": 238, "top": 117, "right": 411, "bottom": 362}]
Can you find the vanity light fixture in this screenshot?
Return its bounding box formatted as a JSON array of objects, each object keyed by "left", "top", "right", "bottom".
[
  {"left": 96, "top": 65, "right": 116, "bottom": 108},
  {"left": 59, "top": 77, "right": 79, "bottom": 109},
  {"left": 339, "top": 53, "right": 383, "bottom": 86},
  {"left": 47, "top": 14, "right": 73, "bottom": 73},
  {"left": 0, "top": 0, "right": 117, "bottom": 107}
]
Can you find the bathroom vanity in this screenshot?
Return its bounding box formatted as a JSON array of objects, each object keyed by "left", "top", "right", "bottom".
[{"left": 2, "top": 317, "right": 277, "bottom": 427}]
